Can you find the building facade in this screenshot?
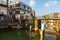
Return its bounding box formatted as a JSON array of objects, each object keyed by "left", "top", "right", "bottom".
[
  {"left": 0, "top": 0, "right": 8, "bottom": 15},
  {"left": 9, "top": 1, "right": 32, "bottom": 20},
  {"left": 31, "top": 10, "right": 35, "bottom": 18},
  {"left": 9, "top": 1, "right": 35, "bottom": 29},
  {"left": 0, "top": 0, "right": 9, "bottom": 29}
]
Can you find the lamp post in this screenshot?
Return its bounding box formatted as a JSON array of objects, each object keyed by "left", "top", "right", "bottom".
[
  {"left": 34, "top": 19, "right": 38, "bottom": 31},
  {"left": 56, "top": 20, "right": 59, "bottom": 32}
]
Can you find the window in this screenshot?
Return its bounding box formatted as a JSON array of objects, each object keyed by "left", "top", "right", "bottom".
[
  {"left": 3, "top": 0, "right": 7, "bottom": 5},
  {"left": 25, "top": 6, "right": 31, "bottom": 11},
  {"left": 0, "top": 0, "right": 7, "bottom": 5},
  {"left": 24, "top": 12, "right": 31, "bottom": 17},
  {"left": 0, "top": 8, "right": 1, "bottom": 11},
  {"left": 28, "top": 13, "right": 31, "bottom": 16},
  {"left": 25, "top": 12, "right": 28, "bottom": 15},
  {"left": 12, "top": 4, "right": 16, "bottom": 8},
  {"left": 0, "top": 0, "right": 2, "bottom": 4},
  {"left": 0, "top": 17, "right": 4, "bottom": 20},
  {"left": 13, "top": 11, "right": 15, "bottom": 14},
  {"left": 20, "top": 4, "right": 24, "bottom": 9},
  {"left": 26, "top": 6, "right": 28, "bottom": 10},
  {"left": 10, "top": 5, "right": 12, "bottom": 8},
  {"left": 20, "top": 10, "right": 24, "bottom": 14},
  {"left": 1, "top": 8, "right": 7, "bottom": 14},
  {"left": 28, "top": 7, "right": 31, "bottom": 11},
  {"left": 15, "top": 14, "right": 20, "bottom": 19}
]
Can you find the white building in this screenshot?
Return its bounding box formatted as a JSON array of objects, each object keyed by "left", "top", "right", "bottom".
[
  {"left": 0, "top": 0, "right": 8, "bottom": 15},
  {"left": 0, "top": 0, "right": 9, "bottom": 29}
]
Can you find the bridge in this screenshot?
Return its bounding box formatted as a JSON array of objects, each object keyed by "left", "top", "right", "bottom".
[
  {"left": 34, "top": 18, "right": 60, "bottom": 32},
  {"left": 33, "top": 18, "right": 60, "bottom": 40}
]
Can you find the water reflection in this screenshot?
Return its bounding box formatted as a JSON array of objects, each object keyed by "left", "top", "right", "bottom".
[
  {"left": 56, "top": 34, "right": 60, "bottom": 40},
  {"left": 44, "top": 33, "right": 60, "bottom": 40},
  {"left": 44, "top": 26, "right": 60, "bottom": 40},
  {"left": 44, "top": 34, "right": 56, "bottom": 40}
]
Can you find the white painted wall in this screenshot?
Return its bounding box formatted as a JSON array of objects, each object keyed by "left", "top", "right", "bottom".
[
  {"left": 0, "top": 0, "right": 7, "bottom": 5},
  {"left": 0, "top": 6, "right": 7, "bottom": 15},
  {"left": 15, "top": 14, "right": 20, "bottom": 19},
  {"left": 58, "top": 13, "right": 60, "bottom": 18}
]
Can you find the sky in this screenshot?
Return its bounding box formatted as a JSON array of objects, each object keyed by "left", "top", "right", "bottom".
[{"left": 10, "top": 0, "right": 60, "bottom": 17}]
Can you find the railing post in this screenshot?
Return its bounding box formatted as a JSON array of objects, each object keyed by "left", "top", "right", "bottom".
[
  {"left": 34, "top": 19, "right": 38, "bottom": 31},
  {"left": 56, "top": 20, "right": 59, "bottom": 32}
]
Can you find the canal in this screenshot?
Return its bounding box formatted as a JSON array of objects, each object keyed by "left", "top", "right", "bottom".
[{"left": 0, "top": 29, "right": 60, "bottom": 40}]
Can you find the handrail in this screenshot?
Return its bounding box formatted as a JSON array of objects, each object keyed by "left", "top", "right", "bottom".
[{"left": 36, "top": 18, "right": 60, "bottom": 20}]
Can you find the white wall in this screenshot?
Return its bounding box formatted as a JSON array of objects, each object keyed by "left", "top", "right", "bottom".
[
  {"left": 0, "top": 0, "right": 7, "bottom": 5},
  {"left": 15, "top": 14, "right": 20, "bottom": 19},
  {"left": 58, "top": 13, "right": 60, "bottom": 18},
  {"left": 0, "top": 6, "right": 7, "bottom": 15}
]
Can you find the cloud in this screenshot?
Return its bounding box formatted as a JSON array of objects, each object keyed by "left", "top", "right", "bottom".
[
  {"left": 45, "top": 3, "right": 49, "bottom": 7},
  {"left": 44, "top": 1, "right": 58, "bottom": 7},
  {"left": 29, "top": 0, "right": 35, "bottom": 7}
]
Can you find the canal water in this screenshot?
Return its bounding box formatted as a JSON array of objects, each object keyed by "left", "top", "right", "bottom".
[
  {"left": 44, "top": 27, "right": 60, "bottom": 40},
  {"left": 44, "top": 34, "right": 56, "bottom": 40},
  {"left": 0, "top": 29, "right": 60, "bottom": 40},
  {"left": 44, "top": 34, "right": 60, "bottom": 40}
]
